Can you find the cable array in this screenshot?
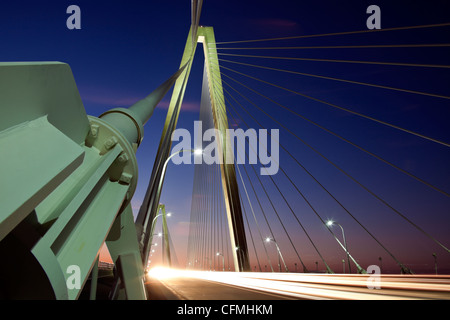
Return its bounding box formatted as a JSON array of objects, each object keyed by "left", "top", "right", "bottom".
[{"left": 186, "top": 22, "right": 450, "bottom": 273}]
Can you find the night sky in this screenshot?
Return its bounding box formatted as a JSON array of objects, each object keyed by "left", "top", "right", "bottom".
[{"left": 1, "top": 0, "right": 449, "bottom": 274}]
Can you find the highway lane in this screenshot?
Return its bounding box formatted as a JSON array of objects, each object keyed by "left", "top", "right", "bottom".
[
  {"left": 145, "top": 267, "right": 450, "bottom": 300},
  {"left": 146, "top": 275, "right": 297, "bottom": 300}
]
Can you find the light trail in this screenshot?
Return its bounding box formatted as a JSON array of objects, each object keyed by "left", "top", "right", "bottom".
[{"left": 146, "top": 267, "right": 450, "bottom": 300}]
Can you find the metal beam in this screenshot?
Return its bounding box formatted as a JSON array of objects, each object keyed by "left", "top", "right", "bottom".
[
  {"left": 135, "top": 27, "right": 199, "bottom": 266},
  {"left": 198, "top": 27, "right": 251, "bottom": 272},
  {"left": 0, "top": 61, "right": 163, "bottom": 299}
]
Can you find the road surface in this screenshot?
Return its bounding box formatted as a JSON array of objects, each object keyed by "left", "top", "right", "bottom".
[{"left": 145, "top": 268, "right": 450, "bottom": 300}]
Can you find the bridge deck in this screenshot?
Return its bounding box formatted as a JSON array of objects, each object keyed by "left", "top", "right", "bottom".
[
  {"left": 145, "top": 268, "right": 450, "bottom": 300},
  {"left": 146, "top": 276, "right": 295, "bottom": 300}
]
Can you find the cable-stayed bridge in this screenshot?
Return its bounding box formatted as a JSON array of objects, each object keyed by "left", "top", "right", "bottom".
[{"left": 0, "top": 1, "right": 449, "bottom": 300}]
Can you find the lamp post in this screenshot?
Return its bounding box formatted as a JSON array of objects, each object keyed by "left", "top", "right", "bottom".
[
  {"left": 150, "top": 213, "right": 171, "bottom": 237},
  {"left": 146, "top": 242, "right": 158, "bottom": 268},
  {"left": 141, "top": 210, "right": 170, "bottom": 249},
  {"left": 326, "top": 220, "right": 352, "bottom": 274},
  {"left": 265, "top": 237, "right": 288, "bottom": 272},
  {"left": 162, "top": 148, "right": 203, "bottom": 179},
  {"left": 146, "top": 213, "right": 171, "bottom": 268},
  {"left": 145, "top": 211, "right": 171, "bottom": 252},
  {"left": 379, "top": 257, "right": 382, "bottom": 274},
  {"left": 140, "top": 148, "right": 201, "bottom": 265},
  {"left": 432, "top": 253, "right": 437, "bottom": 275},
  {"left": 157, "top": 232, "right": 164, "bottom": 264},
  {"left": 216, "top": 252, "right": 225, "bottom": 271},
  {"left": 326, "top": 220, "right": 366, "bottom": 274}
]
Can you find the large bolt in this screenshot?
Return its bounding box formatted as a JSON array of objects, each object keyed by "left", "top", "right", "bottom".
[
  {"left": 117, "top": 153, "right": 129, "bottom": 164},
  {"left": 104, "top": 136, "right": 118, "bottom": 150},
  {"left": 119, "top": 172, "right": 133, "bottom": 185},
  {"left": 90, "top": 124, "right": 100, "bottom": 138}
]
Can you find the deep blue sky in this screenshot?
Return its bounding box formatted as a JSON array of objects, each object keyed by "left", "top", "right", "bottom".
[{"left": 1, "top": 0, "right": 449, "bottom": 273}]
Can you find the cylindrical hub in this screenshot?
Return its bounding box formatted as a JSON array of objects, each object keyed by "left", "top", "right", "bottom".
[{"left": 99, "top": 108, "right": 144, "bottom": 147}]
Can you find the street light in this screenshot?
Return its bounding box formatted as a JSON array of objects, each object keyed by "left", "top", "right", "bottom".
[
  {"left": 379, "top": 257, "right": 383, "bottom": 273},
  {"left": 146, "top": 242, "right": 158, "bottom": 267},
  {"left": 164, "top": 148, "right": 203, "bottom": 171},
  {"left": 216, "top": 252, "right": 225, "bottom": 271},
  {"left": 265, "top": 237, "right": 288, "bottom": 272},
  {"left": 326, "top": 220, "right": 351, "bottom": 273},
  {"left": 157, "top": 149, "right": 202, "bottom": 209},
  {"left": 147, "top": 211, "right": 172, "bottom": 244},
  {"left": 141, "top": 148, "right": 202, "bottom": 262},
  {"left": 432, "top": 253, "right": 438, "bottom": 275},
  {"left": 326, "top": 220, "right": 366, "bottom": 274}
]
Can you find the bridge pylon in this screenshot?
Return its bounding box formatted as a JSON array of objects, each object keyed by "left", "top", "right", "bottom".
[{"left": 198, "top": 26, "right": 251, "bottom": 272}]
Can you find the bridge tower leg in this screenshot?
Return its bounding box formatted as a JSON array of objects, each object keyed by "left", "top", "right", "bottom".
[
  {"left": 198, "top": 27, "right": 251, "bottom": 272},
  {"left": 135, "top": 27, "right": 199, "bottom": 268},
  {"left": 135, "top": 26, "right": 251, "bottom": 272}
]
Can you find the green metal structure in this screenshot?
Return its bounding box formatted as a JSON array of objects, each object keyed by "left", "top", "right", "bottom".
[
  {"left": 0, "top": 7, "right": 251, "bottom": 297},
  {"left": 145, "top": 204, "right": 172, "bottom": 271},
  {"left": 0, "top": 61, "right": 171, "bottom": 299},
  {"left": 198, "top": 27, "right": 251, "bottom": 272},
  {"left": 136, "top": 26, "right": 251, "bottom": 273}
]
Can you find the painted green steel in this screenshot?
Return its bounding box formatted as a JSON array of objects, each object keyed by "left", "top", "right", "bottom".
[
  {"left": 0, "top": 6, "right": 249, "bottom": 299},
  {"left": 0, "top": 62, "right": 89, "bottom": 243},
  {"left": 0, "top": 116, "right": 85, "bottom": 242},
  {"left": 129, "top": 65, "right": 188, "bottom": 128},
  {"left": 198, "top": 27, "right": 251, "bottom": 272},
  {"left": 136, "top": 27, "right": 199, "bottom": 267},
  {"left": 0, "top": 62, "right": 90, "bottom": 144},
  {"left": 135, "top": 26, "right": 251, "bottom": 273},
  {"left": 0, "top": 60, "right": 177, "bottom": 299},
  {"left": 106, "top": 204, "right": 147, "bottom": 299}
]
